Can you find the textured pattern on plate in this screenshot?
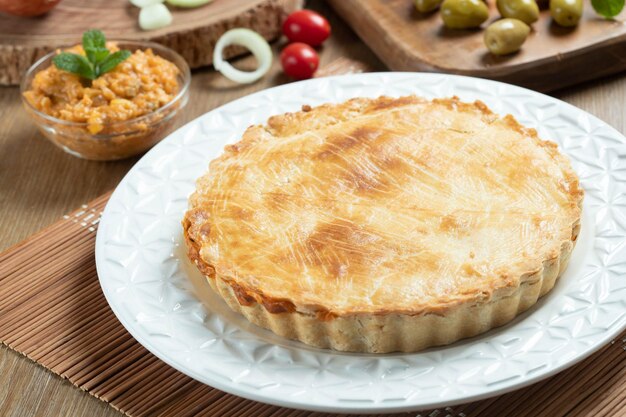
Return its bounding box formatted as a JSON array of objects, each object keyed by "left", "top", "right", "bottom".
[{"left": 95, "top": 73, "right": 626, "bottom": 413}]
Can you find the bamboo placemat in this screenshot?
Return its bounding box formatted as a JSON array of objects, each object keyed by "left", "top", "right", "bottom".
[{"left": 1, "top": 194, "right": 625, "bottom": 417}]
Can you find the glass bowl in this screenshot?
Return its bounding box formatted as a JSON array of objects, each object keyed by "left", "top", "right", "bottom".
[{"left": 21, "top": 41, "right": 190, "bottom": 161}]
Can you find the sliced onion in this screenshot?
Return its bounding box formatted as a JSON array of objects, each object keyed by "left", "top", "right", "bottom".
[
  {"left": 129, "top": 0, "right": 164, "bottom": 7},
  {"left": 139, "top": 4, "right": 173, "bottom": 31},
  {"left": 166, "top": 0, "right": 213, "bottom": 7},
  {"left": 213, "top": 28, "right": 272, "bottom": 84}
]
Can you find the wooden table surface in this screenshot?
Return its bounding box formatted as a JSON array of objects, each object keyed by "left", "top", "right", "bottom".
[{"left": 1, "top": 1, "right": 625, "bottom": 416}]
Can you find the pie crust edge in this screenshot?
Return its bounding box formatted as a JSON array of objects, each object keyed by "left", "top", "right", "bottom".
[{"left": 184, "top": 224, "right": 578, "bottom": 353}]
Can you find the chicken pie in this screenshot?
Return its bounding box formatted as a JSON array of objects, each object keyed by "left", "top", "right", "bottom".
[{"left": 183, "top": 96, "right": 583, "bottom": 353}]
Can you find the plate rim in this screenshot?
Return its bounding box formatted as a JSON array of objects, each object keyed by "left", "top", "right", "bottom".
[{"left": 95, "top": 72, "right": 626, "bottom": 413}]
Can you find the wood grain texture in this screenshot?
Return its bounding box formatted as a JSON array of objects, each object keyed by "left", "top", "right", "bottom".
[
  {"left": 0, "top": 1, "right": 625, "bottom": 416},
  {"left": 327, "top": 0, "right": 626, "bottom": 91},
  {"left": 0, "top": 0, "right": 303, "bottom": 85}
]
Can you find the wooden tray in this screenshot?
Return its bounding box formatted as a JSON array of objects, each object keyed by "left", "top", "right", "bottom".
[
  {"left": 0, "top": 0, "right": 302, "bottom": 85},
  {"left": 327, "top": 0, "right": 626, "bottom": 91}
]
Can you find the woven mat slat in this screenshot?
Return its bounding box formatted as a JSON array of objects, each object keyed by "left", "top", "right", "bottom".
[{"left": 1, "top": 181, "right": 625, "bottom": 417}]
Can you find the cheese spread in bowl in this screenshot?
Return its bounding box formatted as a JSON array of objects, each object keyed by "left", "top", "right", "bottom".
[{"left": 21, "top": 41, "right": 190, "bottom": 161}]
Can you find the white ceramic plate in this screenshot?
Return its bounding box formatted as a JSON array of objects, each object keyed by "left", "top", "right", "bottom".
[{"left": 96, "top": 73, "right": 626, "bottom": 413}]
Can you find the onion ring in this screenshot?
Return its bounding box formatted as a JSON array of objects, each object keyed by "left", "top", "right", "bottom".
[{"left": 213, "top": 28, "right": 273, "bottom": 84}]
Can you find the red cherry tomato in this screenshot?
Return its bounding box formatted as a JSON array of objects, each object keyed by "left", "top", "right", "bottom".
[
  {"left": 282, "top": 10, "right": 331, "bottom": 46},
  {"left": 280, "top": 43, "right": 320, "bottom": 80},
  {"left": 0, "top": 0, "right": 62, "bottom": 16}
]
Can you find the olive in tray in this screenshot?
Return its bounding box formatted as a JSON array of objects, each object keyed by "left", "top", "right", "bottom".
[
  {"left": 440, "top": 0, "right": 489, "bottom": 29},
  {"left": 497, "top": 0, "right": 540, "bottom": 24},
  {"left": 484, "top": 18, "right": 531, "bottom": 55}
]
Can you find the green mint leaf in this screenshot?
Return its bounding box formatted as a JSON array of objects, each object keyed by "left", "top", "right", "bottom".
[
  {"left": 96, "top": 50, "right": 131, "bottom": 77},
  {"left": 82, "top": 29, "right": 109, "bottom": 64},
  {"left": 53, "top": 31, "right": 130, "bottom": 81},
  {"left": 592, "top": 0, "right": 625, "bottom": 17},
  {"left": 53, "top": 53, "right": 96, "bottom": 80}
]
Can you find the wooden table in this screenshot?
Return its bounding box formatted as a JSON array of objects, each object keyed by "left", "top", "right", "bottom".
[{"left": 0, "top": 1, "right": 624, "bottom": 416}]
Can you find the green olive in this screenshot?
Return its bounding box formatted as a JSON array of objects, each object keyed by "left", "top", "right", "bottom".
[
  {"left": 550, "top": 0, "right": 583, "bottom": 27},
  {"left": 496, "top": 0, "right": 540, "bottom": 24},
  {"left": 441, "top": 0, "right": 489, "bottom": 29},
  {"left": 484, "top": 18, "right": 530, "bottom": 55},
  {"left": 415, "top": 0, "right": 444, "bottom": 12}
]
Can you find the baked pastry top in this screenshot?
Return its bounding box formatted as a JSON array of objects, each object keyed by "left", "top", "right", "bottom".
[{"left": 184, "top": 96, "right": 582, "bottom": 321}]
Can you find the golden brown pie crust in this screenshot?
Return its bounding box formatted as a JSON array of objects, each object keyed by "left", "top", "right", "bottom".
[{"left": 183, "top": 96, "right": 583, "bottom": 353}]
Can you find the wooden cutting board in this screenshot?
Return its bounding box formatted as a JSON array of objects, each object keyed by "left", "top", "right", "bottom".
[
  {"left": 0, "top": 0, "right": 302, "bottom": 85},
  {"left": 327, "top": 0, "right": 626, "bottom": 91}
]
